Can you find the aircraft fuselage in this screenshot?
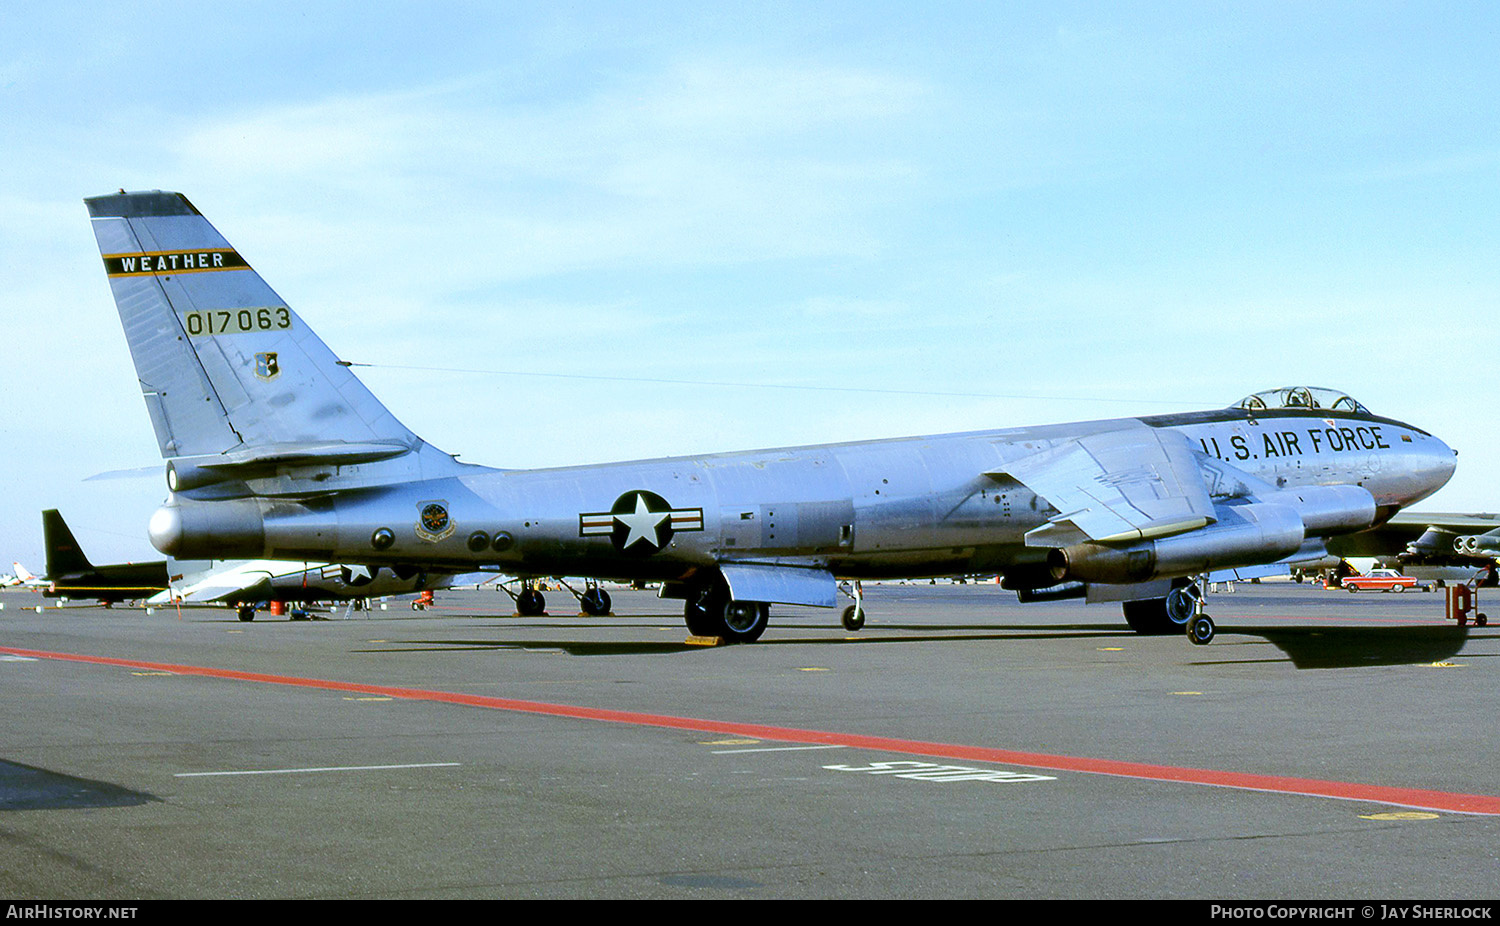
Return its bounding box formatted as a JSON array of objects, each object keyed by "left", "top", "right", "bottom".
[{"left": 150, "top": 406, "right": 1454, "bottom": 586}]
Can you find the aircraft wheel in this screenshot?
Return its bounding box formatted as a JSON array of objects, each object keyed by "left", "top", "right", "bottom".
[
  {"left": 680, "top": 579, "right": 769, "bottom": 643},
  {"left": 516, "top": 588, "right": 546, "bottom": 616},
  {"left": 842, "top": 604, "right": 866, "bottom": 631},
  {"left": 684, "top": 585, "right": 726, "bottom": 636},
  {"left": 580, "top": 588, "right": 612, "bottom": 616},
  {"left": 236, "top": 606, "right": 255, "bottom": 622},
  {"left": 721, "top": 601, "right": 769, "bottom": 643},
  {"left": 1477, "top": 614, "right": 1489, "bottom": 627},
  {"left": 1188, "top": 614, "right": 1215, "bottom": 645},
  {"left": 1122, "top": 582, "right": 1196, "bottom": 634},
  {"left": 684, "top": 600, "right": 717, "bottom": 636}
]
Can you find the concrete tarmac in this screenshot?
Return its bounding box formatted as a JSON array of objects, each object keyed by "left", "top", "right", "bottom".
[{"left": 1, "top": 580, "right": 1497, "bottom": 900}]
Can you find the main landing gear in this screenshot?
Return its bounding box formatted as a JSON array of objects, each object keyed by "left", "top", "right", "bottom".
[
  {"left": 506, "top": 580, "right": 547, "bottom": 616},
  {"left": 503, "top": 578, "right": 615, "bottom": 617},
  {"left": 1121, "top": 577, "right": 1216, "bottom": 645},
  {"left": 683, "top": 580, "right": 769, "bottom": 644},
  {"left": 556, "top": 578, "right": 613, "bottom": 616}
]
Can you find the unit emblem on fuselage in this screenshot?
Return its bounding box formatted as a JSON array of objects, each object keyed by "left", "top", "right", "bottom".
[
  {"left": 415, "top": 501, "right": 455, "bottom": 543},
  {"left": 580, "top": 490, "right": 704, "bottom": 556}
]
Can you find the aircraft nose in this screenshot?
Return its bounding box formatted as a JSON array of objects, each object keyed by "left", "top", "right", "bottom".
[
  {"left": 1441, "top": 439, "right": 1458, "bottom": 481},
  {"left": 1423, "top": 432, "right": 1459, "bottom": 498}
]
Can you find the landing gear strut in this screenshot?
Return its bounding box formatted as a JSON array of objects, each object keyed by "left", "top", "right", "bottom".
[
  {"left": 1184, "top": 577, "right": 1215, "bottom": 645},
  {"left": 839, "top": 579, "right": 866, "bottom": 631}
]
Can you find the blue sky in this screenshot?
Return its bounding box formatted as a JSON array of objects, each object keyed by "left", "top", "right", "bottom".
[{"left": 2, "top": 2, "right": 1498, "bottom": 568}]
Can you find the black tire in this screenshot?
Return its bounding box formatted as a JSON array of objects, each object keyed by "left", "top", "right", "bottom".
[
  {"left": 684, "top": 585, "right": 725, "bottom": 636},
  {"left": 721, "top": 601, "right": 769, "bottom": 643},
  {"left": 580, "top": 588, "right": 612, "bottom": 616},
  {"left": 516, "top": 588, "right": 546, "bottom": 616},
  {"left": 236, "top": 606, "right": 255, "bottom": 622},
  {"left": 842, "top": 604, "right": 866, "bottom": 631},
  {"left": 1188, "top": 614, "right": 1216, "bottom": 645},
  {"left": 683, "top": 584, "right": 768, "bottom": 642},
  {"left": 1121, "top": 584, "right": 1196, "bottom": 635}
]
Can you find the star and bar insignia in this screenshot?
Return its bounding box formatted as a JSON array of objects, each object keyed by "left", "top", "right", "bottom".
[{"left": 580, "top": 490, "right": 703, "bottom": 555}]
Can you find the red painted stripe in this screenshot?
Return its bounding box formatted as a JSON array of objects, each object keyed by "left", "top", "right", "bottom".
[{"left": 9, "top": 644, "right": 1500, "bottom": 816}]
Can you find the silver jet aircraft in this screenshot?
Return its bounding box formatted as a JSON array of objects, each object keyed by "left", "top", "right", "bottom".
[{"left": 86, "top": 191, "right": 1458, "bottom": 644}]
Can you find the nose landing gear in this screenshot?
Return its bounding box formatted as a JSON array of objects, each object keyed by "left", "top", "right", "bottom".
[
  {"left": 1120, "top": 576, "right": 1216, "bottom": 644},
  {"left": 1185, "top": 577, "right": 1215, "bottom": 645}
]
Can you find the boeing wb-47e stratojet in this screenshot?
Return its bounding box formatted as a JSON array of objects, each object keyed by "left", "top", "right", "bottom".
[{"left": 85, "top": 191, "right": 1458, "bottom": 643}]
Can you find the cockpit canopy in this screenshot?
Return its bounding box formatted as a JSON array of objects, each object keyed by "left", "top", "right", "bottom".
[{"left": 1236, "top": 387, "right": 1370, "bottom": 415}]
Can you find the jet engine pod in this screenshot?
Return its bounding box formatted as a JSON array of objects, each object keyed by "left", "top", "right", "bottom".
[
  {"left": 1466, "top": 530, "right": 1500, "bottom": 556},
  {"left": 1264, "top": 484, "right": 1376, "bottom": 535},
  {"left": 1049, "top": 502, "right": 1306, "bottom": 585}
]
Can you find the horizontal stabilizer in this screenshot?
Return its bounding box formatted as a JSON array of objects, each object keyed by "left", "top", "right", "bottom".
[{"left": 208, "top": 440, "right": 413, "bottom": 469}]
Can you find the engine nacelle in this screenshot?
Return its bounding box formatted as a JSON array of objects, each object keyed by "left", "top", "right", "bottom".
[
  {"left": 1257, "top": 484, "right": 1376, "bottom": 536},
  {"left": 1048, "top": 502, "right": 1306, "bottom": 584},
  {"left": 1463, "top": 530, "right": 1500, "bottom": 556}
]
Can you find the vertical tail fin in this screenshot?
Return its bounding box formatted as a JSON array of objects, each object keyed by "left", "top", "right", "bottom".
[
  {"left": 42, "top": 509, "right": 93, "bottom": 578},
  {"left": 85, "top": 191, "right": 421, "bottom": 461}
]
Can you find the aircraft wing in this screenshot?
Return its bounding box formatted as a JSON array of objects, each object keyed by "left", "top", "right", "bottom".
[
  {"left": 1327, "top": 511, "right": 1500, "bottom": 559},
  {"left": 1386, "top": 511, "right": 1500, "bottom": 532},
  {"left": 151, "top": 562, "right": 282, "bottom": 604},
  {"left": 993, "top": 426, "right": 1216, "bottom": 547}
]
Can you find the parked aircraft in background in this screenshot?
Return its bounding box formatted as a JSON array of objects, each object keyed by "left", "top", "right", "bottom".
[
  {"left": 86, "top": 191, "right": 1459, "bottom": 643},
  {"left": 150, "top": 558, "right": 491, "bottom": 621},
  {"left": 2, "top": 563, "right": 46, "bottom": 589},
  {"left": 38, "top": 508, "right": 478, "bottom": 619},
  {"left": 38, "top": 507, "right": 171, "bottom": 604},
  {"left": 1324, "top": 511, "right": 1500, "bottom": 585}
]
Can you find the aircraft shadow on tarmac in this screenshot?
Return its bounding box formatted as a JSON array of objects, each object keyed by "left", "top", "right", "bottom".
[
  {"left": 0, "top": 759, "right": 158, "bottom": 812},
  {"left": 365, "top": 639, "right": 708, "bottom": 656},
  {"left": 374, "top": 622, "right": 1165, "bottom": 656},
  {"left": 379, "top": 622, "right": 1490, "bottom": 668},
  {"left": 1199, "top": 624, "right": 1486, "bottom": 669}
]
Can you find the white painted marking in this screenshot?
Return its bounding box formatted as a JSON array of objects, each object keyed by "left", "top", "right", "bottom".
[
  {"left": 713, "top": 744, "right": 848, "bottom": 755},
  {"left": 175, "top": 762, "right": 460, "bottom": 778},
  {"left": 824, "top": 760, "right": 1055, "bottom": 783}
]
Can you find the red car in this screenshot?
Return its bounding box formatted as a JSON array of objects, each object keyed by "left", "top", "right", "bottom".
[{"left": 1342, "top": 569, "right": 1428, "bottom": 592}]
